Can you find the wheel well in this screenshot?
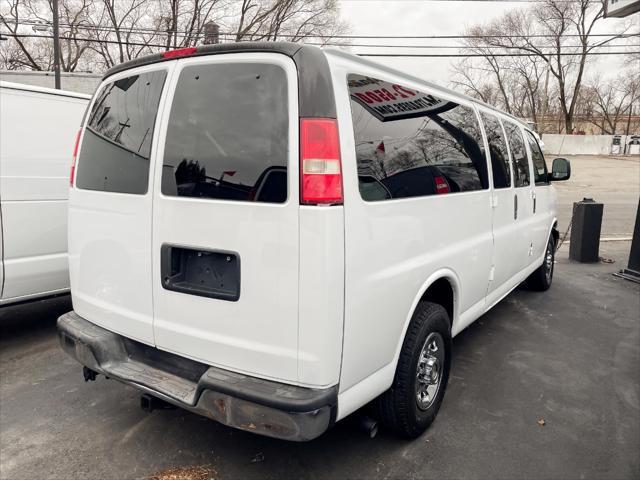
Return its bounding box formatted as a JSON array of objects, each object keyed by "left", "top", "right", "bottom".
[
  {"left": 552, "top": 222, "right": 559, "bottom": 243},
  {"left": 419, "top": 278, "right": 454, "bottom": 326}
]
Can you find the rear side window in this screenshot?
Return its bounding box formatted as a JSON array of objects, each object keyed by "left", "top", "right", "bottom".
[
  {"left": 504, "top": 122, "right": 530, "bottom": 187},
  {"left": 162, "top": 63, "right": 288, "bottom": 203},
  {"left": 525, "top": 131, "right": 549, "bottom": 184},
  {"left": 481, "top": 113, "right": 511, "bottom": 189},
  {"left": 348, "top": 74, "right": 488, "bottom": 201},
  {"left": 77, "top": 70, "right": 167, "bottom": 194}
]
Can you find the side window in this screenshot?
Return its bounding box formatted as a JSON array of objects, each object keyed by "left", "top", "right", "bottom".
[
  {"left": 77, "top": 70, "right": 167, "bottom": 194},
  {"left": 348, "top": 74, "right": 488, "bottom": 202},
  {"left": 480, "top": 113, "right": 511, "bottom": 189},
  {"left": 525, "top": 131, "right": 549, "bottom": 185},
  {"left": 162, "top": 63, "right": 288, "bottom": 203},
  {"left": 504, "top": 122, "right": 530, "bottom": 187}
]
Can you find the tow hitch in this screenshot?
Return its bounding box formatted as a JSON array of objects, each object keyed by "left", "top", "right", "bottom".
[
  {"left": 140, "top": 394, "right": 176, "bottom": 413},
  {"left": 83, "top": 367, "right": 97, "bottom": 382}
]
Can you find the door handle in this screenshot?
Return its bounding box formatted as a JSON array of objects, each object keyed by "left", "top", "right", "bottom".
[
  {"left": 532, "top": 190, "right": 537, "bottom": 214},
  {"left": 514, "top": 194, "right": 518, "bottom": 220}
]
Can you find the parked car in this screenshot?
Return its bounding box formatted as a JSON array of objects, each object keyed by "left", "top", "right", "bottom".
[
  {"left": 57, "top": 43, "right": 571, "bottom": 442},
  {"left": 0, "top": 82, "right": 89, "bottom": 306}
]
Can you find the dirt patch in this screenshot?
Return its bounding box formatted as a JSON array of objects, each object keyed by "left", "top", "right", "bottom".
[{"left": 147, "top": 465, "right": 217, "bottom": 480}]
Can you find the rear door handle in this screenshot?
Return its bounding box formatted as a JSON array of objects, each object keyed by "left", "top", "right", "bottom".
[{"left": 514, "top": 194, "right": 518, "bottom": 220}]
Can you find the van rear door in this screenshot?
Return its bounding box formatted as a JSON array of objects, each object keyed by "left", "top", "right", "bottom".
[
  {"left": 70, "top": 66, "right": 169, "bottom": 344},
  {"left": 151, "top": 54, "right": 300, "bottom": 383}
]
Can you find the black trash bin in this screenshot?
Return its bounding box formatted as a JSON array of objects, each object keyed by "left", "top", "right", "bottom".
[{"left": 569, "top": 198, "right": 604, "bottom": 263}]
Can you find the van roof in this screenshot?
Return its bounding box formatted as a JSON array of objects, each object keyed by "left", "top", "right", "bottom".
[{"left": 0, "top": 80, "right": 91, "bottom": 100}]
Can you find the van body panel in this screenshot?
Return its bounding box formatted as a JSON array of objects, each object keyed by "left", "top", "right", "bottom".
[
  {"left": 69, "top": 63, "right": 171, "bottom": 344},
  {"left": 475, "top": 107, "right": 522, "bottom": 299},
  {"left": 0, "top": 82, "right": 89, "bottom": 304},
  {"left": 524, "top": 130, "right": 558, "bottom": 262},
  {"left": 328, "top": 54, "right": 494, "bottom": 392},
  {"left": 298, "top": 206, "right": 344, "bottom": 387},
  {"left": 503, "top": 120, "right": 537, "bottom": 274},
  {"left": 150, "top": 54, "right": 302, "bottom": 383},
  {"left": 0, "top": 202, "right": 68, "bottom": 299}
]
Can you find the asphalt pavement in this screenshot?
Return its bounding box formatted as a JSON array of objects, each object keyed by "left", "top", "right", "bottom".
[
  {"left": 1, "top": 155, "right": 639, "bottom": 480},
  {"left": 553, "top": 155, "right": 639, "bottom": 238}
]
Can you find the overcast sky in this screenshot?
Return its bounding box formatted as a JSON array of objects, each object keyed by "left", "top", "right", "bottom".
[{"left": 335, "top": 0, "right": 636, "bottom": 87}]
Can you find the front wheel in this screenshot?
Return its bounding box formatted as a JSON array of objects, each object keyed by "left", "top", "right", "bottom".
[
  {"left": 375, "top": 301, "right": 452, "bottom": 438},
  {"left": 527, "top": 234, "right": 555, "bottom": 291}
]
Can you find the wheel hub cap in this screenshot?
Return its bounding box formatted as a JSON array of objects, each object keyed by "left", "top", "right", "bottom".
[
  {"left": 416, "top": 332, "right": 445, "bottom": 411},
  {"left": 545, "top": 241, "right": 554, "bottom": 280}
]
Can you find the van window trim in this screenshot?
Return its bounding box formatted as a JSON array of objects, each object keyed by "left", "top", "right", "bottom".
[
  {"left": 75, "top": 64, "right": 172, "bottom": 196},
  {"left": 153, "top": 53, "right": 299, "bottom": 207},
  {"left": 344, "top": 70, "right": 492, "bottom": 204}
]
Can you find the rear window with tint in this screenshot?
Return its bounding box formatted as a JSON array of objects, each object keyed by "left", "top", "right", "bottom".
[
  {"left": 77, "top": 70, "right": 167, "bottom": 194},
  {"left": 347, "top": 74, "right": 488, "bottom": 202},
  {"left": 161, "top": 63, "right": 288, "bottom": 203}
]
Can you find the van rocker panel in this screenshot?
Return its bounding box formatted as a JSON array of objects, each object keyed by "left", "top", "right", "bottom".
[{"left": 57, "top": 311, "right": 337, "bottom": 441}]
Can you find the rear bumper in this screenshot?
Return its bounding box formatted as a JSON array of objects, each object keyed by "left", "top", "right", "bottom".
[{"left": 57, "top": 311, "right": 336, "bottom": 441}]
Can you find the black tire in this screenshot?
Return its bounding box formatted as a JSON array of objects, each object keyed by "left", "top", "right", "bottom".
[
  {"left": 527, "top": 234, "right": 556, "bottom": 291},
  {"left": 376, "top": 301, "right": 452, "bottom": 438}
]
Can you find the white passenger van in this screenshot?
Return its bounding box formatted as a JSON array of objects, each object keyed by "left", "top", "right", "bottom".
[
  {"left": 0, "top": 82, "right": 90, "bottom": 306},
  {"left": 58, "top": 43, "right": 571, "bottom": 441}
]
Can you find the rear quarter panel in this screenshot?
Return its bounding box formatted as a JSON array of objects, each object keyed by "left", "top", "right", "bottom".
[{"left": 326, "top": 53, "right": 494, "bottom": 416}]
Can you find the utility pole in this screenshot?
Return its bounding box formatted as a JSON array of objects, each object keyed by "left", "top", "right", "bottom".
[
  {"left": 52, "top": 0, "right": 61, "bottom": 89},
  {"left": 540, "top": 66, "right": 550, "bottom": 134}
]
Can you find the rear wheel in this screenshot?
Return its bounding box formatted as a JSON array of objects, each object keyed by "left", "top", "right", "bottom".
[
  {"left": 527, "top": 235, "right": 555, "bottom": 291},
  {"left": 376, "top": 301, "right": 451, "bottom": 438}
]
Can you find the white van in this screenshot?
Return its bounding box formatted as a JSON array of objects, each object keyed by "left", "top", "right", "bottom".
[
  {"left": 0, "top": 82, "right": 89, "bottom": 306},
  {"left": 58, "top": 43, "right": 570, "bottom": 441}
]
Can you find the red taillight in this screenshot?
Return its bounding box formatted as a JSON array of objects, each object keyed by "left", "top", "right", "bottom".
[
  {"left": 300, "top": 118, "right": 343, "bottom": 205},
  {"left": 434, "top": 175, "right": 450, "bottom": 194},
  {"left": 162, "top": 47, "right": 198, "bottom": 59},
  {"left": 70, "top": 129, "right": 81, "bottom": 187}
]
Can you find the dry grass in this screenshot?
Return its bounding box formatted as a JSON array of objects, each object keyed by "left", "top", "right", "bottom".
[{"left": 147, "top": 465, "right": 217, "bottom": 480}]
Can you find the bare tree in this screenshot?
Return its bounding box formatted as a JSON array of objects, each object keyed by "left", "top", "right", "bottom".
[
  {"left": 158, "top": 0, "right": 225, "bottom": 50},
  {"left": 581, "top": 72, "right": 640, "bottom": 134},
  {"left": 85, "top": 0, "right": 164, "bottom": 68},
  {"left": 0, "top": 0, "right": 45, "bottom": 69},
  {"left": 1, "top": 0, "right": 348, "bottom": 73},
  {"left": 457, "top": 0, "right": 633, "bottom": 133},
  {"left": 1, "top": 0, "right": 93, "bottom": 71},
  {"left": 231, "top": 0, "right": 347, "bottom": 43}
]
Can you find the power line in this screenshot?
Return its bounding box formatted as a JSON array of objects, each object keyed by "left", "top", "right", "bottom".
[
  {"left": 7, "top": 20, "right": 638, "bottom": 49},
  {"left": 2, "top": 33, "right": 638, "bottom": 58},
  {"left": 3, "top": 17, "right": 637, "bottom": 40}
]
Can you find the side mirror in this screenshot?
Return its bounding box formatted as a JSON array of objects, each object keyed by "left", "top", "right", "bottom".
[{"left": 550, "top": 157, "right": 571, "bottom": 181}]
